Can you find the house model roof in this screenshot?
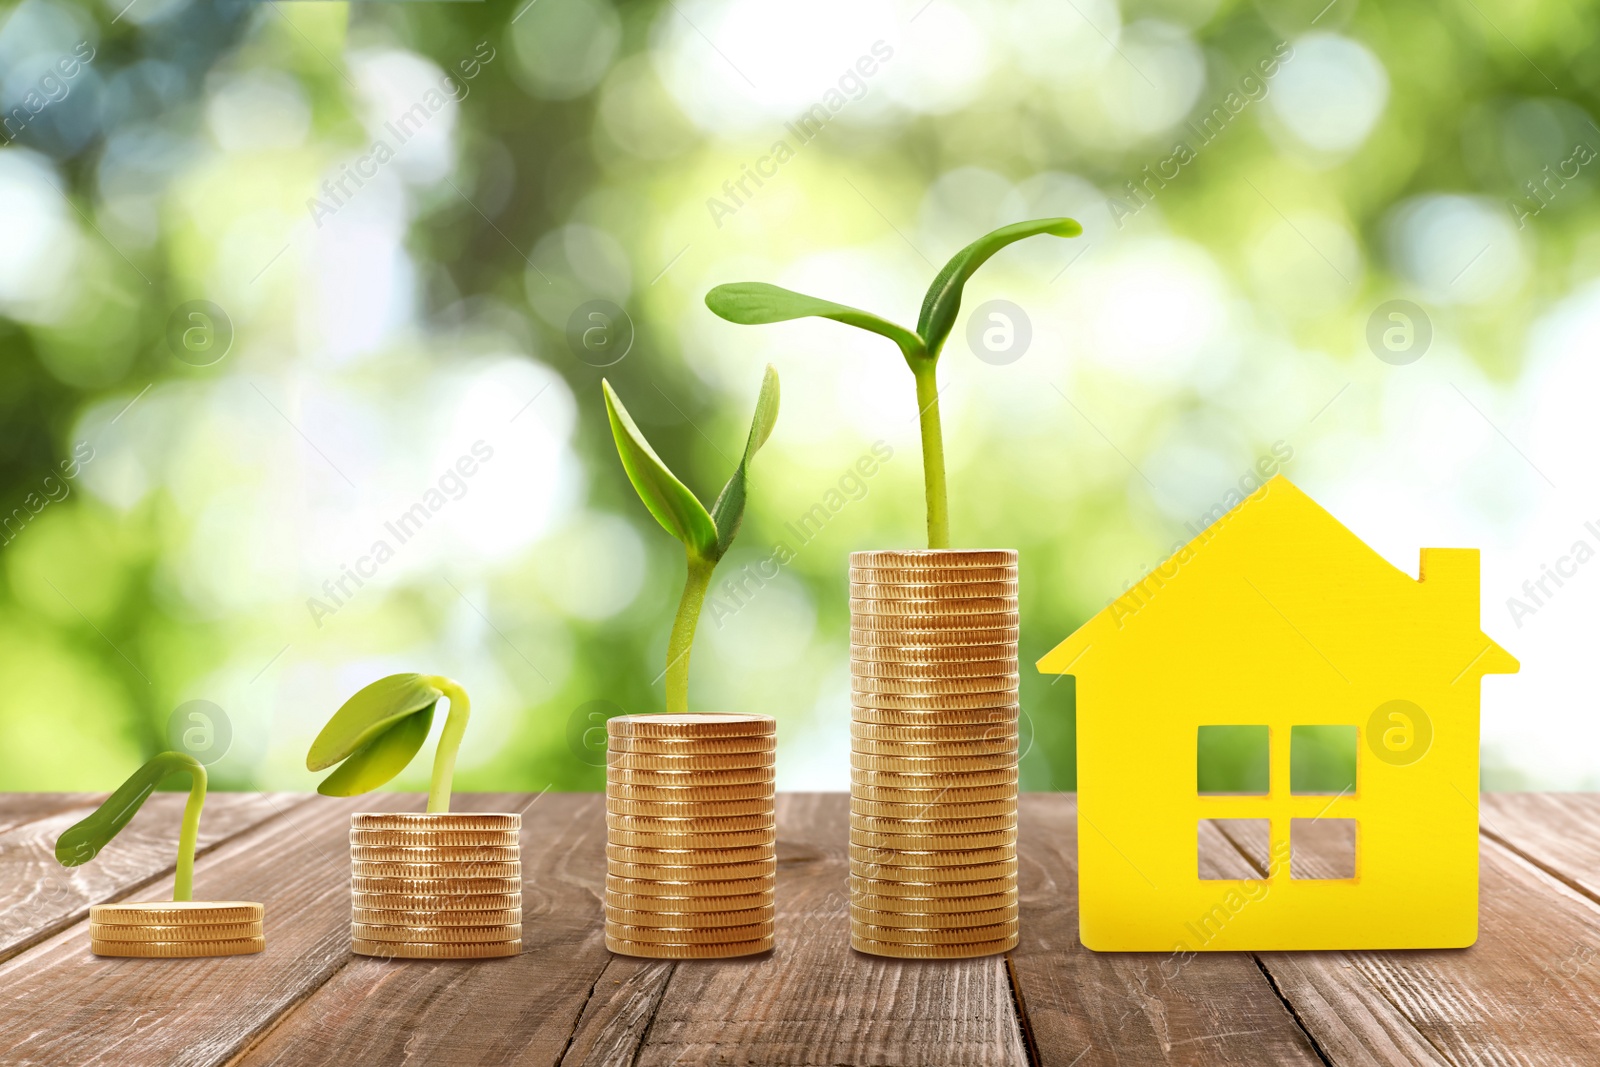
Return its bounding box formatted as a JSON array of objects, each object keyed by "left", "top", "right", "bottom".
[{"left": 1036, "top": 474, "right": 1518, "bottom": 685}]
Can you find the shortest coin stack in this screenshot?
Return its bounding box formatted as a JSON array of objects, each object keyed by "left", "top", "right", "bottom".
[
  {"left": 90, "top": 900, "right": 265, "bottom": 958},
  {"left": 605, "top": 713, "right": 777, "bottom": 959},
  {"left": 349, "top": 812, "right": 522, "bottom": 960}
]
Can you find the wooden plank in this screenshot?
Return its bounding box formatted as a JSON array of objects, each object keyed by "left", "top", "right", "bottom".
[
  {"left": 627, "top": 793, "right": 1028, "bottom": 1067},
  {"left": 1222, "top": 814, "right": 1600, "bottom": 1066},
  {"left": 0, "top": 792, "right": 300, "bottom": 965},
  {"left": 558, "top": 957, "right": 674, "bottom": 1067},
  {"left": 0, "top": 791, "right": 421, "bottom": 1067},
  {"left": 1011, "top": 794, "right": 1327, "bottom": 1066},
  {"left": 0, "top": 793, "right": 99, "bottom": 834},
  {"left": 1481, "top": 793, "right": 1600, "bottom": 903},
  {"left": 232, "top": 792, "right": 612, "bottom": 1067}
]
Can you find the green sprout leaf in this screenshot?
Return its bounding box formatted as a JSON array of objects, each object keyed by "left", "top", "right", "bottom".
[
  {"left": 705, "top": 283, "right": 924, "bottom": 364},
  {"left": 306, "top": 673, "right": 442, "bottom": 795},
  {"left": 56, "top": 751, "right": 202, "bottom": 867},
  {"left": 916, "top": 217, "right": 1082, "bottom": 359},
  {"left": 707, "top": 364, "right": 780, "bottom": 561},
  {"left": 57, "top": 751, "right": 209, "bottom": 901},
  {"left": 314, "top": 701, "right": 435, "bottom": 796},
  {"left": 602, "top": 379, "right": 718, "bottom": 559}
]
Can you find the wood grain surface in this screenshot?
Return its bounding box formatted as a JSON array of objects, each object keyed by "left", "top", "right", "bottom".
[{"left": 0, "top": 792, "right": 1595, "bottom": 1067}]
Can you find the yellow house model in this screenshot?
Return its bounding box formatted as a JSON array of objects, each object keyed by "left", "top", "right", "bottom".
[{"left": 1038, "top": 476, "right": 1517, "bottom": 951}]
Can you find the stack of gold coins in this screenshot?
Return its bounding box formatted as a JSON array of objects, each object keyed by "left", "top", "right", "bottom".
[
  {"left": 849, "top": 549, "right": 1020, "bottom": 958},
  {"left": 349, "top": 812, "right": 522, "bottom": 960},
  {"left": 604, "top": 713, "right": 777, "bottom": 959},
  {"left": 90, "top": 900, "right": 265, "bottom": 958}
]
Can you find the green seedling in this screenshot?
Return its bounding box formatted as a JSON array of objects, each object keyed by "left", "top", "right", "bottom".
[
  {"left": 307, "top": 674, "right": 471, "bottom": 813},
  {"left": 705, "top": 218, "right": 1081, "bottom": 549},
  {"left": 56, "top": 752, "right": 209, "bottom": 901},
  {"left": 603, "top": 366, "right": 780, "bottom": 714}
]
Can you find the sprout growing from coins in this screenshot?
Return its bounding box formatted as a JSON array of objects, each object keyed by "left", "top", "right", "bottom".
[
  {"left": 56, "top": 751, "right": 210, "bottom": 900},
  {"left": 706, "top": 218, "right": 1081, "bottom": 549},
  {"left": 307, "top": 674, "right": 472, "bottom": 812},
  {"left": 602, "top": 366, "right": 779, "bottom": 714}
]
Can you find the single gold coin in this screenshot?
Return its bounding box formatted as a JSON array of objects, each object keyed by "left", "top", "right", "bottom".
[
  {"left": 609, "top": 828, "right": 776, "bottom": 850},
  {"left": 851, "top": 752, "right": 1018, "bottom": 775},
  {"left": 851, "top": 769, "right": 1018, "bottom": 791},
  {"left": 851, "top": 796, "right": 1017, "bottom": 820},
  {"left": 606, "top": 843, "right": 774, "bottom": 866},
  {"left": 851, "top": 917, "right": 1020, "bottom": 944},
  {"left": 850, "top": 611, "right": 1019, "bottom": 632},
  {"left": 351, "top": 922, "right": 522, "bottom": 944},
  {"left": 353, "top": 860, "right": 520, "bottom": 880},
  {"left": 605, "top": 903, "right": 775, "bottom": 928},
  {"left": 849, "top": 642, "right": 1018, "bottom": 665},
  {"left": 350, "top": 875, "right": 522, "bottom": 896},
  {"left": 849, "top": 597, "right": 1018, "bottom": 619},
  {"left": 848, "top": 858, "right": 1015, "bottom": 883},
  {"left": 851, "top": 934, "right": 1017, "bottom": 959},
  {"left": 607, "top": 781, "right": 774, "bottom": 804},
  {"left": 350, "top": 829, "right": 520, "bottom": 848},
  {"left": 352, "top": 890, "right": 521, "bottom": 911},
  {"left": 852, "top": 873, "right": 1018, "bottom": 899},
  {"left": 605, "top": 874, "right": 772, "bottom": 899},
  {"left": 852, "top": 668, "right": 1022, "bottom": 689},
  {"left": 849, "top": 841, "right": 1015, "bottom": 867},
  {"left": 606, "top": 919, "right": 774, "bottom": 945},
  {"left": 606, "top": 890, "right": 773, "bottom": 913},
  {"left": 607, "top": 858, "right": 776, "bottom": 882},
  {"left": 606, "top": 812, "right": 774, "bottom": 834},
  {"left": 606, "top": 934, "right": 772, "bottom": 959},
  {"left": 606, "top": 795, "right": 774, "bottom": 818},
  {"left": 90, "top": 921, "right": 263, "bottom": 942},
  {"left": 93, "top": 936, "right": 266, "bottom": 958},
  {"left": 852, "top": 827, "right": 1019, "bottom": 853},
  {"left": 353, "top": 938, "right": 520, "bottom": 959},
  {"left": 850, "top": 626, "right": 1020, "bottom": 647},
  {"left": 606, "top": 713, "right": 776, "bottom": 738},
  {"left": 352, "top": 813, "right": 519, "bottom": 832},
  {"left": 849, "top": 580, "right": 1017, "bottom": 601},
  {"left": 851, "top": 556, "right": 1011, "bottom": 572},
  {"left": 606, "top": 735, "right": 777, "bottom": 755},
  {"left": 851, "top": 706, "right": 1018, "bottom": 729},
  {"left": 849, "top": 812, "right": 1016, "bottom": 836},
  {"left": 851, "top": 675, "right": 1022, "bottom": 697},
  {"left": 605, "top": 751, "right": 774, "bottom": 773},
  {"left": 89, "top": 901, "right": 263, "bottom": 926},
  {"left": 851, "top": 736, "right": 1020, "bottom": 758},
  {"left": 351, "top": 845, "right": 521, "bottom": 864},
  {"left": 851, "top": 781, "right": 1018, "bottom": 806},
  {"left": 849, "top": 558, "right": 1016, "bottom": 576},
  {"left": 849, "top": 888, "right": 1018, "bottom": 914},
  {"left": 352, "top": 907, "right": 521, "bottom": 927},
  {"left": 606, "top": 766, "right": 776, "bottom": 787},
  {"left": 850, "top": 690, "right": 1019, "bottom": 712},
  {"left": 851, "top": 721, "right": 1019, "bottom": 744}
]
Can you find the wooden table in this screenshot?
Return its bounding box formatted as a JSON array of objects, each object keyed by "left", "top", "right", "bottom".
[{"left": 1, "top": 792, "right": 1596, "bottom": 1066}]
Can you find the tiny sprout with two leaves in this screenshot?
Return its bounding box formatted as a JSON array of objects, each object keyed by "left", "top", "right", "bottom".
[
  {"left": 705, "top": 218, "right": 1082, "bottom": 549},
  {"left": 307, "top": 673, "right": 471, "bottom": 813},
  {"left": 603, "top": 365, "right": 780, "bottom": 715},
  {"left": 56, "top": 751, "right": 209, "bottom": 901}
]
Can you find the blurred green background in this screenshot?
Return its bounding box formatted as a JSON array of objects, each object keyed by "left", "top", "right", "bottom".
[{"left": 0, "top": 0, "right": 1584, "bottom": 794}]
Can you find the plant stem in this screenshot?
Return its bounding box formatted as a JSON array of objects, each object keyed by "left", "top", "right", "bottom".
[
  {"left": 174, "top": 761, "right": 206, "bottom": 902},
  {"left": 666, "top": 552, "right": 716, "bottom": 715},
  {"left": 913, "top": 362, "right": 950, "bottom": 549},
  {"left": 424, "top": 676, "right": 471, "bottom": 813}
]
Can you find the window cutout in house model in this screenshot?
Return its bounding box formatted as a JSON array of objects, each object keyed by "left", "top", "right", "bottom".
[
  {"left": 1197, "top": 725, "right": 1270, "bottom": 795},
  {"left": 1290, "top": 725, "right": 1358, "bottom": 796}
]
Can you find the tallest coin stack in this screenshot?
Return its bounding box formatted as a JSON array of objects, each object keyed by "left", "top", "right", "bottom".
[{"left": 848, "top": 549, "right": 1020, "bottom": 958}]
